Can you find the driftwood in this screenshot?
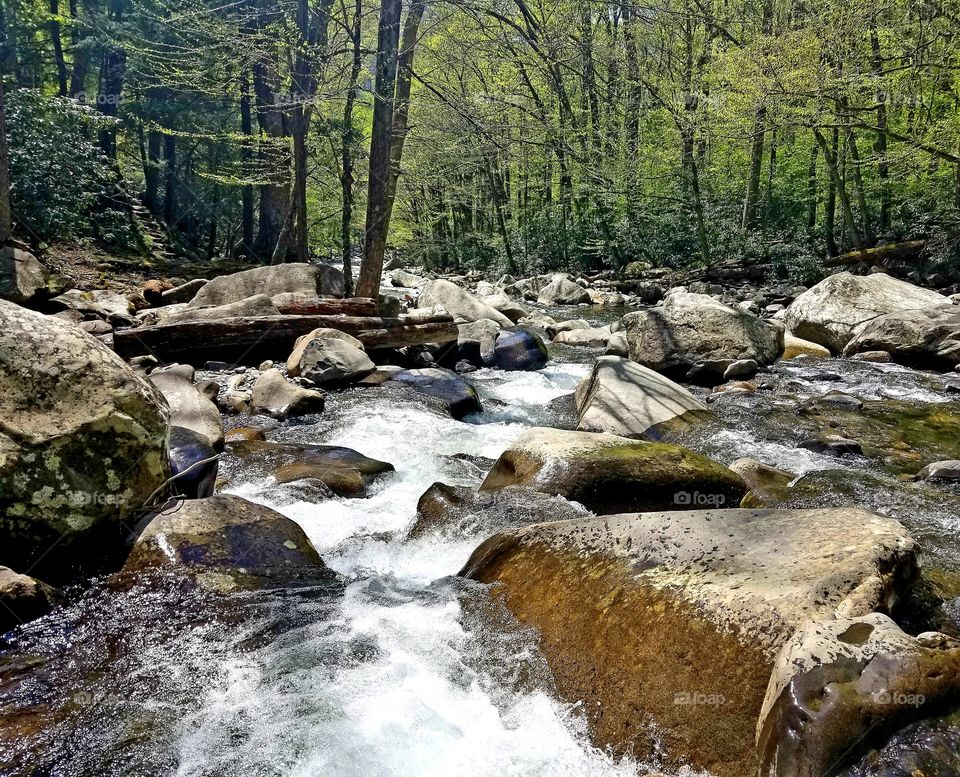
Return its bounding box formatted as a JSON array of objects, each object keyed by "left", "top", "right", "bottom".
[
  {"left": 272, "top": 296, "right": 378, "bottom": 316},
  {"left": 825, "top": 240, "right": 925, "bottom": 267},
  {"left": 113, "top": 313, "right": 458, "bottom": 365}
]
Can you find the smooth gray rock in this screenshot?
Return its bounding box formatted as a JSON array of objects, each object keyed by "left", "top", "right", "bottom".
[
  {"left": 251, "top": 368, "right": 326, "bottom": 419},
  {"left": 189, "top": 263, "right": 343, "bottom": 307},
  {"left": 417, "top": 279, "right": 513, "bottom": 327}
]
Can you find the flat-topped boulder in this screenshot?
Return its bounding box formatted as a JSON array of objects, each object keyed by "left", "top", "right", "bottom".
[
  {"left": 537, "top": 275, "right": 591, "bottom": 305},
  {"left": 479, "top": 427, "right": 745, "bottom": 513},
  {"left": 188, "top": 263, "right": 344, "bottom": 308},
  {"left": 462, "top": 507, "right": 918, "bottom": 776},
  {"left": 0, "top": 301, "right": 170, "bottom": 581},
  {"left": 575, "top": 356, "right": 712, "bottom": 439},
  {"left": 781, "top": 272, "right": 949, "bottom": 352},
  {"left": 123, "top": 495, "right": 333, "bottom": 590},
  {"left": 156, "top": 293, "right": 280, "bottom": 324},
  {"left": 623, "top": 291, "right": 783, "bottom": 375},
  {"left": 842, "top": 303, "right": 960, "bottom": 370}
]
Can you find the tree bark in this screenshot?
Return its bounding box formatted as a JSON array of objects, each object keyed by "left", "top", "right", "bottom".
[
  {"left": 68, "top": 0, "right": 87, "bottom": 98},
  {"left": 870, "top": 25, "right": 890, "bottom": 233},
  {"left": 49, "top": 0, "right": 67, "bottom": 95},
  {"left": 0, "top": 81, "right": 11, "bottom": 245},
  {"left": 340, "top": 0, "right": 362, "bottom": 295},
  {"left": 805, "top": 139, "right": 818, "bottom": 234},
  {"left": 144, "top": 130, "right": 163, "bottom": 215},
  {"left": 97, "top": 47, "right": 125, "bottom": 158},
  {"left": 814, "top": 127, "right": 862, "bottom": 252},
  {"left": 252, "top": 56, "right": 290, "bottom": 260},
  {"left": 239, "top": 69, "right": 255, "bottom": 256},
  {"left": 163, "top": 133, "right": 178, "bottom": 228},
  {"left": 356, "top": 0, "right": 402, "bottom": 299}
]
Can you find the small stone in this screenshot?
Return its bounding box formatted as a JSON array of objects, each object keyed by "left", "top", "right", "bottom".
[{"left": 799, "top": 435, "right": 863, "bottom": 456}]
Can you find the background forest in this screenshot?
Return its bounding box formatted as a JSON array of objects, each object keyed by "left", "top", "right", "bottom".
[{"left": 1, "top": 0, "right": 959, "bottom": 291}]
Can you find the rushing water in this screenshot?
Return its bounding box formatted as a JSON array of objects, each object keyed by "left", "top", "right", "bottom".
[{"left": 2, "top": 301, "right": 960, "bottom": 777}]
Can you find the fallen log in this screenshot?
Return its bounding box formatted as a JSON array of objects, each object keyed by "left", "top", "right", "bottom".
[
  {"left": 825, "top": 240, "right": 925, "bottom": 267},
  {"left": 271, "top": 296, "right": 378, "bottom": 316},
  {"left": 113, "top": 313, "right": 458, "bottom": 366}
]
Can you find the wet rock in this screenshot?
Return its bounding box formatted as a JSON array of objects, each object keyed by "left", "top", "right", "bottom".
[
  {"left": 0, "top": 247, "right": 52, "bottom": 305},
  {"left": 799, "top": 434, "right": 864, "bottom": 456},
  {"left": 782, "top": 272, "right": 949, "bottom": 352},
  {"left": 915, "top": 460, "right": 960, "bottom": 483},
  {"left": 122, "top": 495, "right": 334, "bottom": 590},
  {"left": 537, "top": 275, "right": 591, "bottom": 305},
  {"left": 493, "top": 327, "right": 549, "bottom": 371},
  {"left": 0, "top": 301, "right": 171, "bottom": 582},
  {"left": 728, "top": 458, "right": 794, "bottom": 497},
  {"left": 223, "top": 426, "right": 266, "bottom": 443},
  {"left": 757, "top": 613, "right": 960, "bottom": 777},
  {"left": 389, "top": 367, "right": 481, "bottom": 419},
  {"left": 623, "top": 291, "right": 783, "bottom": 375},
  {"left": 575, "top": 356, "right": 712, "bottom": 440},
  {"left": 479, "top": 427, "right": 746, "bottom": 514},
  {"left": 798, "top": 390, "right": 864, "bottom": 413},
  {"left": 845, "top": 713, "right": 960, "bottom": 776},
  {"left": 228, "top": 439, "right": 393, "bottom": 497},
  {"left": 552, "top": 327, "right": 611, "bottom": 347},
  {"left": 842, "top": 303, "right": 960, "bottom": 370},
  {"left": 188, "top": 263, "right": 343, "bottom": 307},
  {"left": 417, "top": 279, "right": 513, "bottom": 327},
  {"left": 546, "top": 319, "right": 591, "bottom": 339},
  {"left": 850, "top": 349, "right": 893, "bottom": 363},
  {"left": 167, "top": 426, "right": 218, "bottom": 499},
  {"left": 149, "top": 371, "right": 224, "bottom": 450},
  {"left": 285, "top": 329, "right": 374, "bottom": 386},
  {"left": 456, "top": 319, "right": 500, "bottom": 366},
  {"left": 409, "top": 483, "right": 589, "bottom": 540},
  {"left": 0, "top": 566, "right": 59, "bottom": 632},
  {"left": 461, "top": 507, "right": 917, "bottom": 776},
  {"left": 250, "top": 368, "right": 326, "bottom": 419},
  {"left": 723, "top": 358, "right": 759, "bottom": 380}
]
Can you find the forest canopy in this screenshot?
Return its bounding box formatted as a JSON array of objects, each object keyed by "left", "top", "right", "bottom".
[{"left": 1, "top": 0, "right": 959, "bottom": 288}]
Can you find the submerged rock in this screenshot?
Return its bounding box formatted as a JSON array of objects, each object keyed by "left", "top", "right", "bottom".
[
  {"left": 123, "top": 495, "right": 333, "bottom": 590},
  {"left": 493, "top": 327, "right": 549, "bottom": 371},
  {"left": 574, "top": 356, "right": 712, "bottom": 439},
  {"left": 0, "top": 301, "right": 171, "bottom": 581},
  {"left": 479, "top": 427, "right": 746, "bottom": 513},
  {"left": 0, "top": 566, "right": 59, "bottom": 632},
  {"left": 782, "top": 272, "right": 948, "bottom": 353},
  {"left": 389, "top": 367, "right": 481, "bottom": 419},
  {"left": 757, "top": 613, "right": 960, "bottom": 777},
  {"left": 461, "top": 507, "right": 918, "bottom": 776},
  {"left": 623, "top": 291, "right": 783, "bottom": 375}
]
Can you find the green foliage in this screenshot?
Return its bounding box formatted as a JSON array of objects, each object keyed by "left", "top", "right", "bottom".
[{"left": 7, "top": 90, "right": 118, "bottom": 243}]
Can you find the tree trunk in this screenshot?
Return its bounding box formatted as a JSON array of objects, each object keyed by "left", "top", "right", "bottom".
[
  {"left": 163, "top": 133, "right": 178, "bottom": 229},
  {"left": 340, "top": 0, "right": 362, "bottom": 295},
  {"left": 845, "top": 126, "right": 872, "bottom": 244},
  {"left": 806, "top": 139, "right": 819, "bottom": 234},
  {"left": 144, "top": 130, "right": 163, "bottom": 215},
  {"left": 98, "top": 47, "right": 125, "bottom": 158},
  {"left": 0, "top": 81, "right": 11, "bottom": 245},
  {"left": 814, "top": 128, "right": 862, "bottom": 251},
  {"left": 252, "top": 56, "right": 290, "bottom": 261},
  {"left": 68, "top": 0, "right": 87, "bottom": 98},
  {"left": 356, "top": 0, "right": 402, "bottom": 299},
  {"left": 824, "top": 128, "right": 838, "bottom": 254},
  {"left": 742, "top": 106, "right": 766, "bottom": 229},
  {"left": 49, "top": 0, "right": 67, "bottom": 95},
  {"left": 870, "top": 25, "right": 890, "bottom": 233},
  {"left": 239, "top": 69, "right": 255, "bottom": 256}
]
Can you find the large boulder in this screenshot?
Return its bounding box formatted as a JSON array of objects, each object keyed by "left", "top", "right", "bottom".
[
  {"left": 479, "top": 427, "right": 746, "bottom": 513},
  {"left": 461, "top": 507, "right": 918, "bottom": 776},
  {"left": 537, "top": 275, "right": 591, "bottom": 305},
  {"left": 0, "top": 301, "right": 171, "bottom": 581},
  {"left": 781, "top": 272, "right": 949, "bottom": 353},
  {"left": 50, "top": 289, "right": 135, "bottom": 322},
  {"left": 842, "top": 303, "right": 960, "bottom": 370},
  {"left": 484, "top": 292, "right": 529, "bottom": 323},
  {"left": 575, "top": 356, "right": 712, "bottom": 439},
  {"left": 456, "top": 319, "right": 501, "bottom": 366},
  {"left": 552, "top": 327, "right": 610, "bottom": 347},
  {"left": 285, "top": 329, "right": 374, "bottom": 385},
  {"left": 0, "top": 247, "right": 52, "bottom": 305},
  {"left": 251, "top": 368, "right": 326, "bottom": 419},
  {"left": 148, "top": 372, "right": 223, "bottom": 450},
  {"left": 389, "top": 367, "right": 481, "bottom": 419},
  {"left": 623, "top": 291, "right": 783, "bottom": 374},
  {"left": 122, "top": 495, "right": 333, "bottom": 590},
  {"left": 758, "top": 613, "right": 960, "bottom": 777},
  {"left": 188, "top": 263, "right": 343, "bottom": 308},
  {"left": 416, "top": 279, "right": 513, "bottom": 327},
  {"left": 493, "top": 327, "right": 549, "bottom": 371}
]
